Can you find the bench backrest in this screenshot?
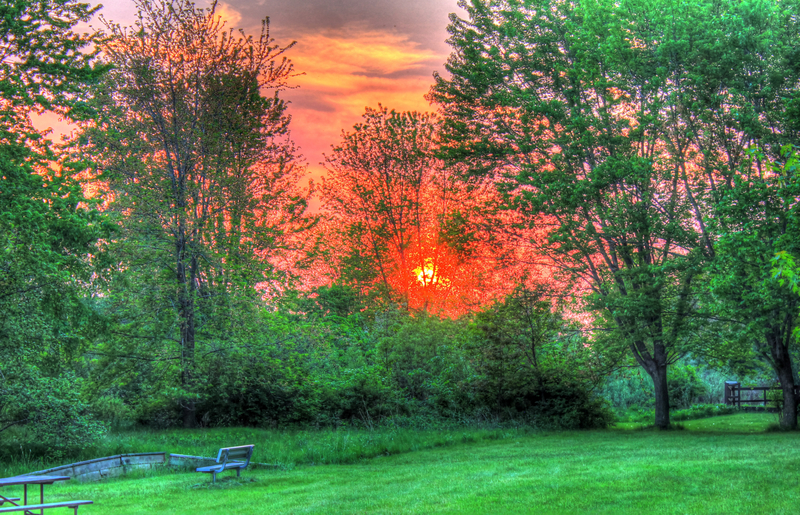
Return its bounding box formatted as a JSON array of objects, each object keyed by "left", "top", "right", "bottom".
[{"left": 216, "top": 445, "right": 254, "bottom": 467}]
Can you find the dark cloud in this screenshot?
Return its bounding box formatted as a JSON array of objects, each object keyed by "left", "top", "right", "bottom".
[
  {"left": 351, "top": 64, "right": 438, "bottom": 80},
  {"left": 284, "top": 89, "right": 339, "bottom": 113},
  {"left": 92, "top": 0, "right": 462, "bottom": 183},
  {"left": 225, "top": 0, "right": 462, "bottom": 55}
]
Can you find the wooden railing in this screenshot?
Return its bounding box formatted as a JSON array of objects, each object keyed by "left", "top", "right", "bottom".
[{"left": 724, "top": 381, "right": 800, "bottom": 408}]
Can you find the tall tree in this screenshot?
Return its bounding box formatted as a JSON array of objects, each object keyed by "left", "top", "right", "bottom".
[
  {"left": 321, "top": 106, "right": 512, "bottom": 316},
  {"left": 622, "top": 0, "right": 800, "bottom": 428},
  {"left": 0, "top": 0, "right": 110, "bottom": 440},
  {"left": 711, "top": 146, "right": 800, "bottom": 428},
  {"left": 91, "top": 0, "right": 311, "bottom": 427},
  {"left": 430, "top": 0, "right": 800, "bottom": 428}
]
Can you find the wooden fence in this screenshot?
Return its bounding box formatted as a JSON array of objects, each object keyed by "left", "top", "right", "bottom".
[{"left": 724, "top": 381, "right": 800, "bottom": 408}]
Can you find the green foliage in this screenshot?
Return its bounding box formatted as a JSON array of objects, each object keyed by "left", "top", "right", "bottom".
[
  {"left": 376, "top": 314, "right": 472, "bottom": 414},
  {"left": 0, "top": 0, "right": 111, "bottom": 450},
  {"left": 87, "top": 0, "right": 312, "bottom": 427},
  {"left": 467, "top": 293, "right": 613, "bottom": 428},
  {"left": 91, "top": 396, "right": 137, "bottom": 430},
  {"left": 772, "top": 251, "right": 800, "bottom": 298},
  {"left": 667, "top": 365, "right": 709, "bottom": 410},
  {"left": 119, "top": 303, "right": 611, "bottom": 431},
  {"left": 431, "top": 0, "right": 800, "bottom": 429},
  {"left": 709, "top": 143, "right": 800, "bottom": 428},
  {"left": 0, "top": 0, "right": 108, "bottom": 121},
  {"left": 602, "top": 363, "right": 722, "bottom": 411},
  {"left": 0, "top": 369, "right": 106, "bottom": 455},
  {"left": 600, "top": 369, "right": 654, "bottom": 411}
]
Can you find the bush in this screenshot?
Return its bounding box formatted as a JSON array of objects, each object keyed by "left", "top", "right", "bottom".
[
  {"left": 318, "top": 365, "right": 398, "bottom": 427},
  {"left": 469, "top": 367, "right": 613, "bottom": 429},
  {"left": 0, "top": 371, "right": 106, "bottom": 456},
  {"left": 376, "top": 315, "right": 472, "bottom": 417},
  {"left": 668, "top": 365, "right": 708, "bottom": 410},
  {"left": 91, "top": 396, "right": 137, "bottom": 429},
  {"left": 196, "top": 351, "right": 321, "bottom": 428}
]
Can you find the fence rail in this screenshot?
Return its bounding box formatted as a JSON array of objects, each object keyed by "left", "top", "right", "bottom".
[{"left": 724, "top": 381, "right": 800, "bottom": 408}]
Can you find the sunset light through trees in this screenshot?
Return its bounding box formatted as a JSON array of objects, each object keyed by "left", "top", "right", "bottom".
[{"left": 3, "top": 0, "right": 800, "bottom": 448}]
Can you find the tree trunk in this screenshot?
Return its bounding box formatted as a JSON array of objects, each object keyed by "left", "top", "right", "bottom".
[
  {"left": 177, "top": 234, "right": 197, "bottom": 429},
  {"left": 632, "top": 340, "right": 671, "bottom": 429},
  {"left": 770, "top": 332, "right": 797, "bottom": 430},
  {"left": 650, "top": 360, "right": 670, "bottom": 429}
]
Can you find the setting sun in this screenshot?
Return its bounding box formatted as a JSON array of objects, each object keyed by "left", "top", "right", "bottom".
[{"left": 415, "top": 262, "right": 437, "bottom": 285}]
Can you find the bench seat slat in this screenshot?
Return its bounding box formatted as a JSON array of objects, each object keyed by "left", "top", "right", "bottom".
[
  {"left": 0, "top": 500, "right": 92, "bottom": 513},
  {"left": 196, "top": 462, "right": 246, "bottom": 473},
  {"left": 0, "top": 499, "right": 20, "bottom": 505}
]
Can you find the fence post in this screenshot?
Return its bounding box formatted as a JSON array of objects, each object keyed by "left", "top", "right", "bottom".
[{"left": 724, "top": 381, "right": 740, "bottom": 407}]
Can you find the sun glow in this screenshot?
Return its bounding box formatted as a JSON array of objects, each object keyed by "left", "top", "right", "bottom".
[{"left": 415, "top": 262, "right": 437, "bottom": 285}]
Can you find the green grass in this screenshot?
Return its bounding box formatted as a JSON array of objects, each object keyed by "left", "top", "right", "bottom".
[
  {"left": 6, "top": 413, "right": 799, "bottom": 514},
  {"left": 613, "top": 411, "right": 778, "bottom": 432},
  {"left": 0, "top": 426, "right": 533, "bottom": 477}
]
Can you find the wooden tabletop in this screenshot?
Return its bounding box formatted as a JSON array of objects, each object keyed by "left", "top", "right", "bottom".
[{"left": 0, "top": 476, "right": 70, "bottom": 487}]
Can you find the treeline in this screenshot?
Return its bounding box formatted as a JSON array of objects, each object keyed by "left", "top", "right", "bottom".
[
  {"left": 1, "top": 0, "right": 800, "bottom": 456},
  {"left": 91, "top": 286, "right": 610, "bottom": 431}
]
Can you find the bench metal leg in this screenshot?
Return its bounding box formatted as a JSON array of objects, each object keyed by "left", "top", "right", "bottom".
[
  {"left": 212, "top": 472, "right": 216, "bottom": 484},
  {"left": 237, "top": 469, "right": 241, "bottom": 478}
]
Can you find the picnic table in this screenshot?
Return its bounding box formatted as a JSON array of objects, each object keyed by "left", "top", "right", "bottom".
[{"left": 0, "top": 476, "right": 92, "bottom": 514}]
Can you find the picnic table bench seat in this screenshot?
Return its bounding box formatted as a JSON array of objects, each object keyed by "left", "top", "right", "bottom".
[
  {"left": 196, "top": 445, "right": 254, "bottom": 483},
  {"left": 0, "top": 500, "right": 92, "bottom": 514}
]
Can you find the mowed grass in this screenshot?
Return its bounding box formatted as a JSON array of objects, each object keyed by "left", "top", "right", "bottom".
[{"left": 11, "top": 413, "right": 800, "bottom": 514}]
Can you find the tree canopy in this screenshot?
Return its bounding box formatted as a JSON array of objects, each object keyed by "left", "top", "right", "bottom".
[
  {"left": 87, "top": 0, "right": 312, "bottom": 427},
  {"left": 431, "top": 0, "right": 800, "bottom": 428},
  {"left": 3, "top": 0, "right": 800, "bottom": 443},
  {"left": 0, "top": 0, "right": 111, "bottom": 442}
]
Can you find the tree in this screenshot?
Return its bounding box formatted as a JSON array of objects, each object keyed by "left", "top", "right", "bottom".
[
  {"left": 712, "top": 146, "right": 800, "bottom": 428},
  {"left": 430, "top": 0, "right": 800, "bottom": 428},
  {"left": 321, "top": 105, "right": 513, "bottom": 316},
  {"left": 630, "top": 0, "right": 800, "bottom": 428},
  {"left": 469, "top": 286, "right": 613, "bottom": 428},
  {"left": 0, "top": 0, "right": 110, "bottom": 443},
  {"left": 90, "top": 0, "right": 311, "bottom": 427}
]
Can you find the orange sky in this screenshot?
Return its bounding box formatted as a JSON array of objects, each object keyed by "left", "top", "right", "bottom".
[{"left": 38, "top": 0, "right": 464, "bottom": 209}]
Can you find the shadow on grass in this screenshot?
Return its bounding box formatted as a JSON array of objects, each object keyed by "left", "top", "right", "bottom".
[{"left": 188, "top": 477, "right": 260, "bottom": 490}]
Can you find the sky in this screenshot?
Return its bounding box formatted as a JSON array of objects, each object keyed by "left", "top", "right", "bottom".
[{"left": 84, "top": 0, "right": 464, "bottom": 192}]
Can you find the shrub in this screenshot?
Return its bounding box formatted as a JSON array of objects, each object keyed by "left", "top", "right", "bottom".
[
  {"left": 196, "top": 351, "right": 321, "bottom": 428},
  {"left": 470, "top": 367, "right": 613, "bottom": 429},
  {"left": 376, "top": 314, "right": 472, "bottom": 416},
  {"left": 91, "top": 395, "right": 137, "bottom": 429},
  {"left": 668, "top": 365, "right": 708, "bottom": 410},
  {"left": 0, "top": 371, "right": 106, "bottom": 455}
]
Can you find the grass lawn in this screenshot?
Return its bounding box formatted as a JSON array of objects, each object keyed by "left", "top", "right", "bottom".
[{"left": 11, "top": 413, "right": 800, "bottom": 514}]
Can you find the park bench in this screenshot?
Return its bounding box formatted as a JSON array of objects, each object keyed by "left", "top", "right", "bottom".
[
  {"left": 196, "top": 445, "right": 254, "bottom": 483},
  {"left": 0, "top": 500, "right": 92, "bottom": 514}
]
